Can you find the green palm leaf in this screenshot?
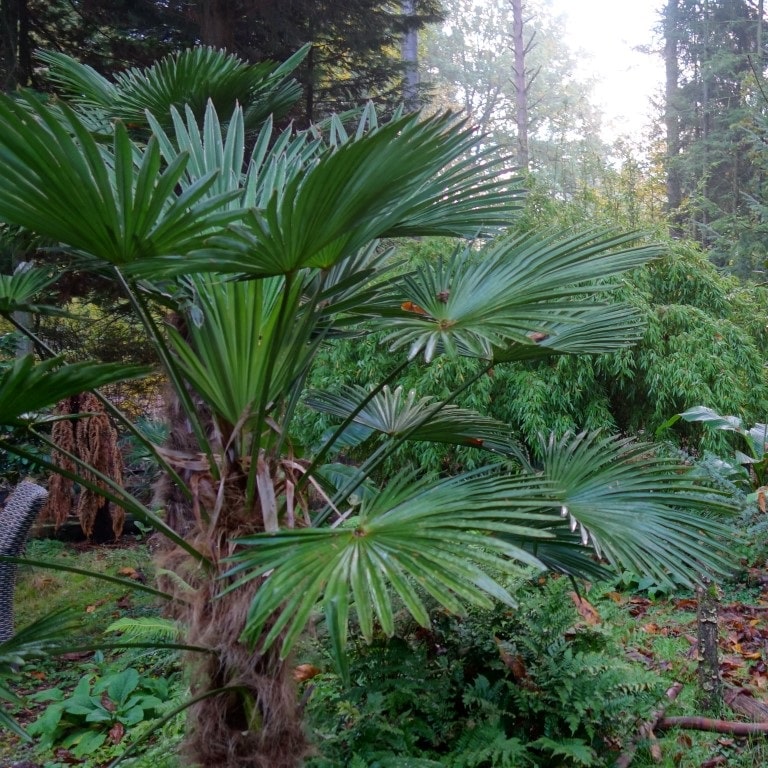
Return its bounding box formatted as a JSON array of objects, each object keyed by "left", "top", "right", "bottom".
[
  {"left": 192, "top": 111, "right": 522, "bottom": 279},
  {"left": 38, "top": 46, "right": 305, "bottom": 130},
  {"left": 167, "top": 274, "right": 315, "bottom": 438},
  {"left": 386, "top": 232, "right": 657, "bottom": 361},
  {"left": 227, "top": 471, "right": 558, "bottom": 658},
  {"left": 0, "top": 264, "right": 67, "bottom": 316},
  {"left": 0, "top": 355, "right": 150, "bottom": 425},
  {"left": 307, "top": 384, "right": 529, "bottom": 463},
  {"left": 0, "top": 93, "right": 243, "bottom": 269},
  {"left": 528, "top": 431, "right": 737, "bottom": 587}
]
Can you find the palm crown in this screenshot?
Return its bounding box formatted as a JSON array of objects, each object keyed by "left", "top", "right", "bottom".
[{"left": 0, "top": 48, "right": 737, "bottom": 766}]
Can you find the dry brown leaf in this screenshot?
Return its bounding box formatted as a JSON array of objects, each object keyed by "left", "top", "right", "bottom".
[
  {"left": 568, "top": 592, "right": 601, "bottom": 625},
  {"left": 109, "top": 722, "right": 126, "bottom": 744},
  {"left": 293, "top": 664, "right": 322, "bottom": 682}
]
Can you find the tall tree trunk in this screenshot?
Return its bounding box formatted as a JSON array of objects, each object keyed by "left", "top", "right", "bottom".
[
  {"left": 664, "top": 0, "right": 683, "bottom": 235},
  {"left": 157, "top": 463, "right": 310, "bottom": 768},
  {"left": 402, "top": 0, "right": 420, "bottom": 112},
  {"left": 0, "top": 0, "right": 18, "bottom": 90},
  {"left": 195, "top": 0, "right": 236, "bottom": 51},
  {"left": 510, "top": 0, "right": 530, "bottom": 171}
]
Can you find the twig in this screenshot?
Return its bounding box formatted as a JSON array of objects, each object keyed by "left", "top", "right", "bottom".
[
  {"left": 657, "top": 716, "right": 768, "bottom": 735},
  {"left": 615, "top": 681, "right": 683, "bottom": 768}
]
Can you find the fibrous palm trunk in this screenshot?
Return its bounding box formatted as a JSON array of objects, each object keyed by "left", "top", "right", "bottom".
[{"left": 155, "top": 385, "right": 309, "bottom": 767}]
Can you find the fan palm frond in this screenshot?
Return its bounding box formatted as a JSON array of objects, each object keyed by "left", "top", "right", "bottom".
[
  {"left": 0, "top": 355, "right": 150, "bottom": 425},
  {"left": 227, "top": 471, "right": 559, "bottom": 658},
  {"left": 0, "top": 93, "right": 242, "bottom": 269},
  {"left": 193, "top": 111, "right": 523, "bottom": 279},
  {"left": 0, "top": 263, "right": 66, "bottom": 317},
  {"left": 38, "top": 46, "right": 306, "bottom": 129},
  {"left": 386, "top": 232, "right": 657, "bottom": 361},
  {"left": 530, "top": 431, "right": 737, "bottom": 587},
  {"left": 307, "top": 384, "right": 529, "bottom": 463}
]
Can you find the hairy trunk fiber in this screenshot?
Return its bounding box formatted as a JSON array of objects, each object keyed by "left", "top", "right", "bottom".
[
  {"left": 159, "top": 544, "right": 310, "bottom": 768},
  {"left": 154, "top": 310, "right": 309, "bottom": 766}
]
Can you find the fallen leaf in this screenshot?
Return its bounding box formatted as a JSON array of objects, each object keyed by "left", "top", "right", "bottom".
[
  {"left": 495, "top": 637, "right": 528, "bottom": 680},
  {"left": 109, "top": 722, "right": 125, "bottom": 744},
  {"left": 293, "top": 664, "right": 322, "bottom": 682},
  {"left": 569, "top": 592, "right": 601, "bottom": 625}
]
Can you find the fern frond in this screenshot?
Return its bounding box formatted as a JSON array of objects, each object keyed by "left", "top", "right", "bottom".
[{"left": 106, "top": 616, "right": 181, "bottom": 642}]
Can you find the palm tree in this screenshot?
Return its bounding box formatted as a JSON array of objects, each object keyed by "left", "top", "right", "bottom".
[{"left": 0, "top": 49, "right": 737, "bottom": 766}]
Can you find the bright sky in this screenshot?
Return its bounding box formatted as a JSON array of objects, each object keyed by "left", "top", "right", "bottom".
[{"left": 548, "top": 0, "right": 665, "bottom": 142}]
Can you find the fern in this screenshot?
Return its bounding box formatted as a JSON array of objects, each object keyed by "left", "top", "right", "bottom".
[
  {"left": 106, "top": 616, "right": 181, "bottom": 642},
  {"left": 449, "top": 721, "right": 531, "bottom": 767},
  {"left": 530, "top": 736, "right": 598, "bottom": 766}
]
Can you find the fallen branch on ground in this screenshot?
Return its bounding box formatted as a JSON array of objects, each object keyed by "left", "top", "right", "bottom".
[
  {"left": 657, "top": 716, "right": 768, "bottom": 735},
  {"left": 615, "top": 681, "right": 683, "bottom": 768}
]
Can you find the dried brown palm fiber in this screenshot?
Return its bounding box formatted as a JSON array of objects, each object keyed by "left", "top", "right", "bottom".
[
  {"left": 41, "top": 397, "right": 77, "bottom": 528},
  {"left": 155, "top": 488, "right": 309, "bottom": 767},
  {"left": 177, "top": 556, "right": 309, "bottom": 768},
  {"left": 152, "top": 348, "right": 223, "bottom": 540},
  {"left": 74, "top": 392, "right": 124, "bottom": 539}
]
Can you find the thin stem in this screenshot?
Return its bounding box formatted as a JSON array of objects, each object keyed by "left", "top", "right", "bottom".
[
  {"left": 299, "top": 354, "right": 411, "bottom": 498},
  {"left": 0, "top": 555, "right": 174, "bottom": 601}
]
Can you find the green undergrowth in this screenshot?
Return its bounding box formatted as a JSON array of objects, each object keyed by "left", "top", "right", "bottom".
[
  {"left": 299, "top": 569, "right": 768, "bottom": 768},
  {"left": 1, "top": 537, "right": 184, "bottom": 768},
  {"left": 5, "top": 534, "right": 768, "bottom": 767}
]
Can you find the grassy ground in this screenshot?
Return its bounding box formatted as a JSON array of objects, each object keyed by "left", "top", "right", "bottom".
[
  {"left": 1, "top": 536, "right": 183, "bottom": 768},
  {"left": 584, "top": 577, "right": 768, "bottom": 767}
]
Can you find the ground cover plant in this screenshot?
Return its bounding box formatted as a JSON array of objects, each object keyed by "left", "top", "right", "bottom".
[
  {"left": 0, "top": 537, "right": 185, "bottom": 768},
  {"left": 0, "top": 46, "right": 744, "bottom": 767}
]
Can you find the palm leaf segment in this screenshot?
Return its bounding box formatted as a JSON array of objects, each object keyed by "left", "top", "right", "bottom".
[
  {"left": 0, "top": 93, "right": 241, "bottom": 269},
  {"left": 37, "top": 46, "right": 306, "bottom": 129},
  {"left": 0, "top": 610, "right": 78, "bottom": 739},
  {"left": 0, "top": 355, "right": 150, "bottom": 426},
  {"left": 306, "top": 384, "right": 530, "bottom": 465},
  {"left": 0, "top": 263, "right": 66, "bottom": 316}
]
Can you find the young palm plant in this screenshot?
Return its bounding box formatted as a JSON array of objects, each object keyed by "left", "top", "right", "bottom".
[{"left": 0, "top": 50, "right": 738, "bottom": 767}]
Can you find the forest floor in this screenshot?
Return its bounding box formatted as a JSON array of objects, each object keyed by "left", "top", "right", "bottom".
[{"left": 3, "top": 537, "right": 768, "bottom": 767}]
